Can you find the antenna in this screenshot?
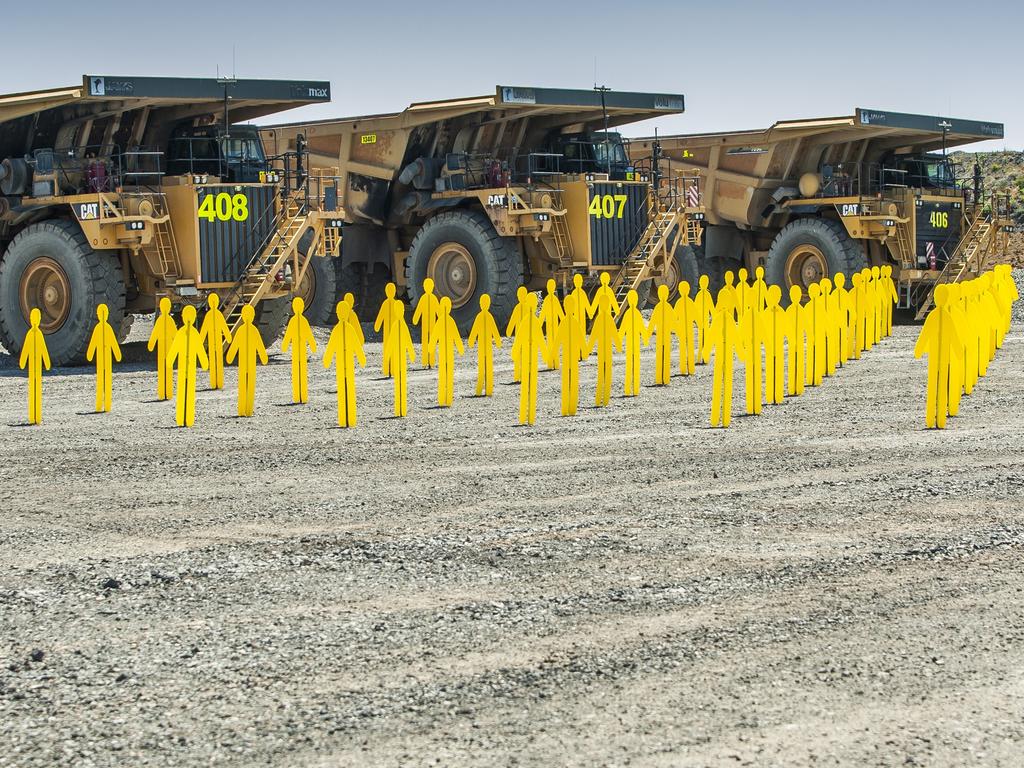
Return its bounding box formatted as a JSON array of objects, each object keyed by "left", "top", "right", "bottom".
[{"left": 594, "top": 85, "right": 612, "bottom": 175}]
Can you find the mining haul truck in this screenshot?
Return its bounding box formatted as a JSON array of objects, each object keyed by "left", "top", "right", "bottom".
[
  {"left": 632, "top": 108, "right": 1015, "bottom": 317},
  {"left": 261, "top": 86, "right": 705, "bottom": 331},
  {"left": 0, "top": 74, "right": 343, "bottom": 364}
]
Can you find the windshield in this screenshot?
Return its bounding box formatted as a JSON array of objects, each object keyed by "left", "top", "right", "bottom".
[
  {"left": 221, "top": 137, "right": 265, "bottom": 164},
  {"left": 593, "top": 139, "right": 628, "bottom": 167}
]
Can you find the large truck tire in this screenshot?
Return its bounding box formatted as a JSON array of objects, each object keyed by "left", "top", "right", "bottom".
[
  {"left": 645, "top": 245, "right": 700, "bottom": 305},
  {"left": 254, "top": 296, "right": 290, "bottom": 346},
  {"left": 405, "top": 209, "right": 522, "bottom": 333},
  {"left": 336, "top": 260, "right": 390, "bottom": 319},
  {"left": 765, "top": 218, "right": 861, "bottom": 305},
  {"left": 0, "top": 219, "right": 125, "bottom": 365},
  {"left": 293, "top": 254, "right": 338, "bottom": 327}
]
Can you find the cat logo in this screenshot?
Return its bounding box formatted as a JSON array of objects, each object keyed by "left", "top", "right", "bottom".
[
  {"left": 839, "top": 204, "right": 860, "bottom": 217},
  {"left": 77, "top": 202, "right": 100, "bottom": 220},
  {"left": 487, "top": 194, "right": 507, "bottom": 206}
]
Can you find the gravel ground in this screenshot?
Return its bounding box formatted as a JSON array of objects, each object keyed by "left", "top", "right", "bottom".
[{"left": 1, "top": 315, "right": 1022, "bottom": 767}]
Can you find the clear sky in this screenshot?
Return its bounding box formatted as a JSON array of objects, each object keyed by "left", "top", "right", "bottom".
[{"left": 5, "top": 0, "right": 1020, "bottom": 149}]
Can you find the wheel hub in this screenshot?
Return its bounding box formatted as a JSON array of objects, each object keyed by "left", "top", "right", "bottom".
[
  {"left": 294, "top": 263, "right": 317, "bottom": 306},
  {"left": 20, "top": 257, "right": 71, "bottom": 333},
  {"left": 785, "top": 244, "right": 827, "bottom": 292},
  {"left": 427, "top": 242, "right": 477, "bottom": 308}
]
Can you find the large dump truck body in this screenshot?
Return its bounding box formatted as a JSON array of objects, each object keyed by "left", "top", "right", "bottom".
[
  {"left": 632, "top": 109, "right": 1012, "bottom": 312},
  {"left": 261, "top": 86, "right": 702, "bottom": 329},
  {"left": 0, "top": 75, "right": 342, "bottom": 363}
]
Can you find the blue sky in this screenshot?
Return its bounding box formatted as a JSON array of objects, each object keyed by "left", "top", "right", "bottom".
[{"left": 6, "top": 0, "right": 1020, "bottom": 149}]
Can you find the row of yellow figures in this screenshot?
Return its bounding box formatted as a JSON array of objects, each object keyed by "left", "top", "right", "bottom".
[{"left": 914, "top": 265, "right": 1018, "bottom": 428}]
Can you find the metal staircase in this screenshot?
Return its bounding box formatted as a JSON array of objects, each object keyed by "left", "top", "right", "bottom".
[
  {"left": 550, "top": 194, "right": 574, "bottom": 268},
  {"left": 220, "top": 191, "right": 310, "bottom": 335},
  {"left": 912, "top": 209, "right": 995, "bottom": 320},
  {"left": 608, "top": 207, "right": 682, "bottom": 308}
]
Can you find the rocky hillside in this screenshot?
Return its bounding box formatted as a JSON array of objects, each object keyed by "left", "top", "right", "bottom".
[{"left": 951, "top": 150, "right": 1024, "bottom": 264}]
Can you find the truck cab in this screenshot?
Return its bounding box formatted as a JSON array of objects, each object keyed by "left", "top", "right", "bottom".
[
  {"left": 882, "top": 153, "right": 958, "bottom": 192},
  {"left": 166, "top": 123, "right": 269, "bottom": 183},
  {"left": 550, "top": 131, "right": 633, "bottom": 179}
]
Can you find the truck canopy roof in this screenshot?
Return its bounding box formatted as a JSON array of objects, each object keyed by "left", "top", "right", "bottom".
[
  {"left": 643, "top": 108, "right": 1003, "bottom": 154},
  {"left": 0, "top": 75, "right": 331, "bottom": 159},
  {"left": 263, "top": 85, "right": 684, "bottom": 134}
]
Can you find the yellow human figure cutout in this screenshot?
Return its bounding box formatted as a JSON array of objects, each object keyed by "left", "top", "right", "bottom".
[
  {"left": 693, "top": 274, "right": 715, "bottom": 364},
  {"left": 861, "top": 268, "right": 876, "bottom": 351},
  {"left": 553, "top": 294, "right": 588, "bottom": 416},
  {"left": 870, "top": 266, "right": 885, "bottom": 343},
  {"left": 197, "top": 293, "right": 231, "bottom": 390},
  {"left": 738, "top": 284, "right": 764, "bottom": 415},
  {"left": 147, "top": 297, "right": 177, "bottom": 400},
  {"left": 716, "top": 270, "right": 738, "bottom": 318},
  {"left": 751, "top": 266, "right": 769, "bottom": 316},
  {"left": 225, "top": 305, "right": 268, "bottom": 417},
  {"left": 702, "top": 292, "right": 745, "bottom": 428},
  {"left": 957, "top": 283, "right": 980, "bottom": 395},
  {"left": 323, "top": 301, "right": 367, "bottom": 427},
  {"left": 539, "top": 279, "right": 565, "bottom": 369},
  {"left": 972, "top": 279, "right": 996, "bottom": 377},
  {"left": 944, "top": 285, "right": 967, "bottom": 417},
  {"left": 762, "top": 285, "right": 786, "bottom": 404},
  {"left": 833, "top": 273, "right": 851, "bottom": 366},
  {"left": 570, "top": 273, "right": 592, "bottom": 335},
  {"left": 985, "top": 273, "right": 1009, "bottom": 350},
  {"left": 373, "top": 282, "right": 398, "bottom": 376},
  {"left": 590, "top": 271, "right": 620, "bottom": 319},
  {"left": 848, "top": 272, "right": 865, "bottom": 360},
  {"left": 674, "top": 281, "right": 696, "bottom": 376},
  {"left": 429, "top": 296, "right": 464, "bottom": 407},
  {"left": 979, "top": 274, "right": 1001, "bottom": 362},
  {"left": 86, "top": 303, "right": 122, "bottom": 412},
  {"left": 512, "top": 293, "right": 545, "bottom": 424},
  {"left": 820, "top": 277, "right": 839, "bottom": 376},
  {"left": 783, "top": 285, "right": 806, "bottom": 396},
  {"left": 506, "top": 286, "right": 530, "bottom": 383},
  {"left": 467, "top": 294, "right": 503, "bottom": 397},
  {"left": 167, "top": 305, "right": 209, "bottom": 428},
  {"left": 412, "top": 278, "right": 442, "bottom": 368},
  {"left": 645, "top": 284, "right": 677, "bottom": 386},
  {"left": 586, "top": 282, "right": 622, "bottom": 406},
  {"left": 343, "top": 292, "right": 366, "bottom": 346},
  {"left": 618, "top": 289, "right": 647, "bottom": 396},
  {"left": 881, "top": 265, "right": 899, "bottom": 337},
  {"left": 18, "top": 308, "right": 51, "bottom": 425},
  {"left": 914, "top": 285, "right": 964, "bottom": 429},
  {"left": 998, "top": 264, "right": 1019, "bottom": 326},
  {"left": 805, "top": 283, "right": 826, "bottom": 386},
  {"left": 735, "top": 267, "right": 750, "bottom": 323},
  {"left": 281, "top": 297, "right": 318, "bottom": 404},
  {"left": 385, "top": 301, "right": 417, "bottom": 417}
]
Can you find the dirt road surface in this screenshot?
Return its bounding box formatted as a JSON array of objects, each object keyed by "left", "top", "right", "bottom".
[{"left": 1, "top": 315, "right": 1022, "bottom": 767}]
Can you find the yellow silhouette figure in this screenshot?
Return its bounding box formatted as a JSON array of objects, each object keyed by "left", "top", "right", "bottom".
[
  {"left": 343, "top": 292, "right": 366, "bottom": 347},
  {"left": 618, "top": 289, "right": 647, "bottom": 396},
  {"left": 870, "top": 266, "right": 884, "bottom": 343},
  {"left": 323, "top": 301, "right": 367, "bottom": 427},
  {"left": 674, "top": 280, "right": 696, "bottom": 376},
  {"left": 553, "top": 294, "right": 589, "bottom": 416},
  {"left": 373, "top": 282, "right": 398, "bottom": 376},
  {"left": 783, "top": 285, "right": 806, "bottom": 396},
  {"left": 412, "top": 277, "right": 441, "bottom": 368},
  {"left": 833, "top": 272, "right": 851, "bottom": 366},
  {"left": 467, "top": 293, "right": 503, "bottom": 397},
  {"left": 197, "top": 293, "right": 231, "bottom": 390},
  {"left": 848, "top": 272, "right": 865, "bottom": 360},
  {"left": 385, "top": 301, "right": 417, "bottom": 417},
  {"left": 539, "top": 279, "right": 565, "bottom": 369},
  {"left": 820, "top": 277, "right": 839, "bottom": 377},
  {"left": 762, "top": 285, "right": 786, "bottom": 404},
  {"left": 693, "top": 274, "right": 715, "bottom": 364},
  {"left": 914, "top": 285, "right": 964, "bottom": 429},
  {"left": 944, "top": 284, "right": 967, "bottom": 417},
  {"left": 18, "top": 308, "right": 51, "bottom": 425},
  {"left": 645, "top": 284, "right": 677, "bottom": 386},
  {"left": 716, "top": 270, "right": 738, "bottom": 318},
  {"left": 590, "top": 271, "right": 620, "bottom": 319},
  {"left": 512, "top": 293, "right": 545, "bottom": 424},
  {"left": 805, "top": 283, "right": 825, "bottom": 386},
  {"left": 702, "top": 292, "right": 745, "bottom": 428},
  {"left": 956, "top": 283, "right": 980, "bottom": 395},
  {"left": 881, "top": 265, "right": 899, "bottom": 337},
  {"left": 570, "top": 274, "right": 592, "bottom": 335},
  {"left": 586, "top": 280, "right": 622, "bottom": 406},
  {"left": 751, "top": 265, "right": 769, "bottom": 316},
  {"left": 225, "top": 305, "right": 268, "bottom": 418},
  {"left": 282, "top": 296, "right": 318, "bottom": 404},
  {"left": 738, "top": 285, "right": 763, "bottom": 415},
  {"left": 736, "top": 267, "right": 750, "bottom": 323},
  {"left": 506, "top": 286, "right": 530, "bottom": 383},
  {"left": 147, "top": 297, "right": 178, "bottom": 400},
  {"left": 429, "top": 296, "right": 464, "bottom": 407},
  {"left": 167, "top": 305, "right": 209, "bottom": 428},
  {"left": 86, "top": 303, "right": 122, "bottom": 412},
  {"left": 861, "top": 268, "right": 877, "bottom": 351}
]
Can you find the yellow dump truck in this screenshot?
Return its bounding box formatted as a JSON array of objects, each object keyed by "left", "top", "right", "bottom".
[
  {"left": 0, "top": 75, "right": 343, "bottom": 364},
  {"left": 632, "top": 108, "right": 1014, "bottom": 316},
  {"left": 261, "top": 86, "right": 704, "bottom": 330}
]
